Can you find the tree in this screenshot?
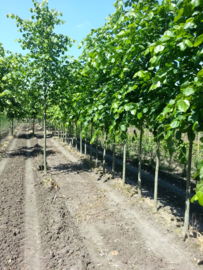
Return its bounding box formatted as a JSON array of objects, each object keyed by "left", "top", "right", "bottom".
[{"left": 8, "top": 0, "right": 75, "bottom": 172}]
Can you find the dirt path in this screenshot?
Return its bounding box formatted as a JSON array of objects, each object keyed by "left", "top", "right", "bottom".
[
  {"left": 35, "top": 126, "right": 200, "bottom": 270},
  {"left": 0, "top": 125, "right": 43, "bottom": 270},
  {"left": 0, "top": 125, "right": 22, "bottom": 176},
  {"left": 23, "top": 129, "right": 41, "bottom": 269},
  {"left": 0, "top": 125, "right": 202, "bottom": 269},
  {"left": 0, "top": 125, "right": 27, "bottom": 269}
]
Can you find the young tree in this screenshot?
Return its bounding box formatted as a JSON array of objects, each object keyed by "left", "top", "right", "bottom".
[{"left": 8, "top": 0, "right": 74, "bottom": 173}]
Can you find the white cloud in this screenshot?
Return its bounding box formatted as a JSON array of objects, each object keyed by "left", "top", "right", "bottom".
[{"left": 77, "top": 21, "right": 90, "bottom": 28}]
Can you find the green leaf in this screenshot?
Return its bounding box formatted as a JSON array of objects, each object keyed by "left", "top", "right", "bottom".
[
  {"left": 191, "top": 194, "right": 198, "bottom": 204},
  {"left": 191, "top": 191, "right": 203, "bottom": 206},
  {"left": 183, "top": 87, "right": 195, "bottom": 96},
  {"left": 169, "top": 99, "right": 175, "bottom": 105},
  {"left": 165, "top": 130, "right": 172, "bottom": 140},
  {"left": 184, "top": 39, "right": 193, "bottom": 47},
  {"left": 177, "top": 100, "right": 190, "bottom": 112},
  {"left": 197, "top": 69, "right": 203, "bottom": 78},
  {"left": 150, "top": 56, "right": 157, "bottom": 64},
  {"left": 194, "top": 34, "right": 203, "bottom": 47},
  {"left": 144, "top": 48, "right": 149, "bottom": 56},
  {"left": 178, "top": 42, "right": 186, "bottom": 51},
  {"left": 176, "top": 131, "right": 181, "bottom": 140},
  {"left": 170, "top": 120, "right": 180, "bottom": 129},
  {"left": 124, "top": 105, "right": 130, "bottom": 111},
  {"left": 154, "top": 45, "right": 164, "bottom": 54},
  {"left": 131, "top": 109, "right": 136, "bottom": 115},
  {"left": 191, "top": 0, "right": 201, "bottom": 9},
  {"left": 120, "top": 124, "right": 126, "bottom": 131},
  {"left": 164, "top": 30, "right": 174, "bottom": 37},
  {"left": 163, "top": 107, "right": 171, "bottom": 116},
  {"left": 174, "top": 8, "right": 184, "bottom": 22},
  {"left": 137, "top": 112, "right": 142, "bottom": 119},
  {"left": 184, "top": 21, "right": 195, "bottom": 29},
  {"left": 193, "top": 171, "right": 199, "bottom": 179},
  {"left": 134, "top": 71, "right": 144, "bottom": 78}
]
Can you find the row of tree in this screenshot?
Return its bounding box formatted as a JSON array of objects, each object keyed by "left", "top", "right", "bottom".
[{"left": 1, "top": 0, "right": 203, "bottom": 234}]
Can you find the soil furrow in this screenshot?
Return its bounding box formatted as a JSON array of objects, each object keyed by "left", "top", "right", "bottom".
[
  {"left": 0, "top": 126, "right": 22, "bottom": 176},
  {"left": 23, "top": 129, "right": 42, "bottom": 269},
  {"left": 0, "top": 125, "right": 26, "bottom": 270},
  {"left": 31, "top": 129, "right": 96, "bottom": 269}
]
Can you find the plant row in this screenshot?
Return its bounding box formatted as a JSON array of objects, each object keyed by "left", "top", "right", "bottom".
[{"left": 0, "top": 0, "right": 203, "bottom": 234}]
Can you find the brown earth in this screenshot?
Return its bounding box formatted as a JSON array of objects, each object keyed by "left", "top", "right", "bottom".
[{"left": 0, "top": 124, "right": 202, "bottom": 269}]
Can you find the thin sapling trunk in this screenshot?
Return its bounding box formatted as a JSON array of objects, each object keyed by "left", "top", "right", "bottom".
[
  {"left": 90, "top": 123, "right": 93, "bottom": 161},
  {"left": 85, "top": 132, "right": 87, "bottom": 156},
  {"left": 112, "top": 138, "right": 115, "bottom": 178},
  {"left": 138, "top": 126, "right": 143, "bottom": 198},
  {"left": 154, "top": 139, "right": 160, "bottom": 212},
  {"left": 33, "top": 118, "right": 35, "bottom": 135},
  {"left": 75, "top": 121, "right": 77, "bottom": 150},
  {"left": 103, "top": 131, "right": 107, "bottom": 174},
  {"left": 43, "top": 95, "right": 47, "bottom": 174},
  {"left": 183, "top": 140, "right": 193, "bottom": 234},
  {"left": 80, "top": 123, "right": 82, "bottom": 154},
  {"left": 96, "top": 136, "right": 98, "bottom": 167},
  {"left": 11, "top": 118, "right": 14, "bottom": 136},
  {"left": 122, "top": 138, "right": 126, "bottom": 185}
]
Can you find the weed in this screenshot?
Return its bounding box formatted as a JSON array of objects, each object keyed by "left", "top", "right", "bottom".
[{"left": 42, "top": 176, "right": 60, "bottom": 190}]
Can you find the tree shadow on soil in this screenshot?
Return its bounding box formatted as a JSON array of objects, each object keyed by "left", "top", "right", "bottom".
[
  {"left": 1, "top": 143, "right": 55, "bottom": 159},
  {"left": 93, "top": 162, "right": 203, "bottom": 233},
  {"left": 0, "top": 129, "right": 9, "bottom": 141},
  {"left": 51, "top": 162, "right": 90, "bottom": 176}
]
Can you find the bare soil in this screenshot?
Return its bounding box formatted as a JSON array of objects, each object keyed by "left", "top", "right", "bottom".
[{"left": 0, "top": 124, "right": 202, "bottom": 269}]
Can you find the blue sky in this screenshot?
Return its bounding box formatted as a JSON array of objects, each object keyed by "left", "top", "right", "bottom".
[
  {"left": 1, "top": 0, "right": 116, "bottom": 59},
  {"left": 1, "top": 0, "right": 162, "bottom": 59}
]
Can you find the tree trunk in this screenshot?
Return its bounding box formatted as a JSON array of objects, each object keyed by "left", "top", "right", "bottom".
[
  {"left": 122, "top": 138, "right": 126, "bottom": 185},
  {"left": 138, "top": 126, "right": 143, "bottom": 198},
  {"left": 43, "top": 97, "right": 47, "bottom": 174},
  {"left": 183, "top": 140, "right": 193, "bottom": 234},
  {"left": 85, "top": 132, "right": 87, "bottom": 156},
  {"left": 63, "top": 125, "right": 65, "bottom": 142},
  {"left": 75, "top": 121, "right": 77, "bottom": 150},
  {"left": 96, "top": 136, "right": 98, "bottom": 167},
  {"left": 154, "top": 139, "right": 160, "bottom": 212},
  {"left": 90, "top": 123, "right": 93, "bottom": 161},
  {"left": 103, "top": 131, "right": 107, "bottom": 174},
  {"left": 33, "top": 119, "right": 35, "bottom": 135},
  {"left": 11, "top": 118, "right": 14, "bottom": 136},
  {"left": 80, "top": 123, "right": 82, "bottom": 155},
  {"left": 71, "top": 123, "right": 74, "bottom": 146},
  {"left": 112, "top": 138, "right": 115, "bottom": 178}
]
